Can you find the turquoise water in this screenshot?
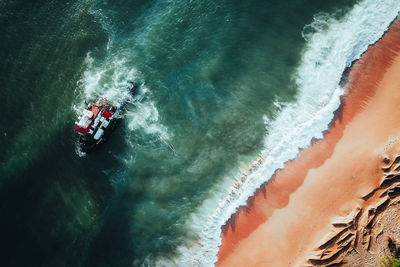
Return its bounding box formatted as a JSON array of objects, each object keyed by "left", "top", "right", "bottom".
[{"left": 3, "top": 0, "right": 395, "bottom": 266}]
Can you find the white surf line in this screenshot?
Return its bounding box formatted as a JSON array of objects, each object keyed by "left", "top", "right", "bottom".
[{"left": 170, "top": 1, "right": 400, "bottom": 266}]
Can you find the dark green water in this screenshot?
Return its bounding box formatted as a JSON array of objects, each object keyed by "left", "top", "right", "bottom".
[{"left": 0, "top": 0, "right": 363, "bottom": 266}]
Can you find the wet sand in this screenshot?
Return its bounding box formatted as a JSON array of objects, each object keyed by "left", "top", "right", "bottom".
[{"left": 217, "top": 18, "right": 400, "bottom": 266}]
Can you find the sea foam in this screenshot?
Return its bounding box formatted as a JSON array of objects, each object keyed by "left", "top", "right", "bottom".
[{"left": 171, "top": 0, "right": 400, "bottom": 266}]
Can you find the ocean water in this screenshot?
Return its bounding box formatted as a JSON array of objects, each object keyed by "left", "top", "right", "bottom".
[{"left": 1, "top": 0, "right": 398, "bottom": 266}]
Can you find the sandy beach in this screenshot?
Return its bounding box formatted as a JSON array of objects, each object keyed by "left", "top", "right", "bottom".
[{"left": 217, "top": 18, "right": 400, "bottom": 267}]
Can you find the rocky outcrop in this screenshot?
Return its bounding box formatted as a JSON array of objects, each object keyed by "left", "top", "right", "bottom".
[{"left": 307, "top": 155, "right": 400, "bottom": 266}]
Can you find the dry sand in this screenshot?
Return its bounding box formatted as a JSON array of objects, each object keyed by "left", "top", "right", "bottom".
[{"left": 216, "top": 18, "right": 400, "bottom": 267}]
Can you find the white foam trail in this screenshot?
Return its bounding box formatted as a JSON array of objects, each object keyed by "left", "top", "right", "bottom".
[
  {"left": 76, "top": 53, "right": 137, "bottom": 106},
  {"left": 125, "top": 86, "right": 170, "bottom": 141},
  {"left": 123, "top": 85, "right": 175, "bottom": 156},
  {"left": 170, "top": 0, "right": 400, "bottom": 266}
]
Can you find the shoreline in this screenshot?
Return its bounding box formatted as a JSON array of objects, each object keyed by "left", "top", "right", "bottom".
[{"left": 217, "top": 17, "right": 400, "bottom": 267}]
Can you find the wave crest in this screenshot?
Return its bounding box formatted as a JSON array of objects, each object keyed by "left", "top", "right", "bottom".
[{"left": 171, "top": 0, "right": 400, "bottom": 266}]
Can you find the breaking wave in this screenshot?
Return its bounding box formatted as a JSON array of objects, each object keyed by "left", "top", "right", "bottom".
[{"left": 171, "top": 0, "right": 400, "bottom": 265}]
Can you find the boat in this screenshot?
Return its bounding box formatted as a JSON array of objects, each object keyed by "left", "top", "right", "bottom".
[{"left": 75, "top": 81, "right": 137, "bottom": 153}]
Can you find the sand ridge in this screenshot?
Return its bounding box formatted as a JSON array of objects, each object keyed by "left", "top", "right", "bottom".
[{"left": 217, "top": 18, "right": 400, "bottom": 267}]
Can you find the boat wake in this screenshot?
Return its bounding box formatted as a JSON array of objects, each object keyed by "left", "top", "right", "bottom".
[
  {"left": 75, "top": 53, "right": 137, "bottom": 108},
  {"left": 169, "top": 0, "right": 400, "bottom": 265},
  {"left": 73, "top": 52, "right": 171, "bottom": 158}
]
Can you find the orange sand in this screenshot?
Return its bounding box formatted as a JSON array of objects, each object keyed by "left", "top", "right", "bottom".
[{"left": 217, "top": 19, "right": 400, "bottom": 266}]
